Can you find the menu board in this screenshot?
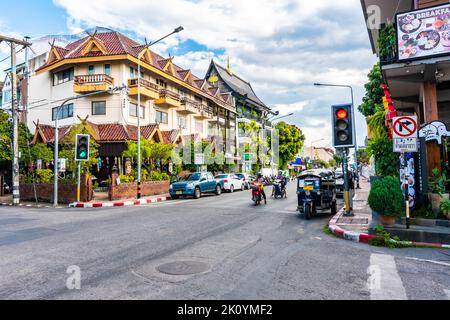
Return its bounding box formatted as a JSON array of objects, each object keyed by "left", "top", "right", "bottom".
[{"left": 397, "top": 4, "right": 450, "bottom": 61}]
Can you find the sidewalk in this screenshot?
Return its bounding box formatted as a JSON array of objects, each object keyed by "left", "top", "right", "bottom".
[
  {"left": 69, "top": 193, "right": 172, "bottom": 208},
  {"left": 328, "top": 179, "right": 450, "bottom": 248}
]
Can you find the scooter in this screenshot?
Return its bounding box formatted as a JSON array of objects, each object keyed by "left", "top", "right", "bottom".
[
  {"left": 251, "top": 185, "right": 263, "bottom": 206},
  {"left": 272, "top": 180, "right": 287, "bottom": 199}
]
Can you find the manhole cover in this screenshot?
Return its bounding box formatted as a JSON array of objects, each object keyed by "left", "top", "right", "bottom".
[{"left": 157, "top": 261, "right": 209, "bottom": 275}]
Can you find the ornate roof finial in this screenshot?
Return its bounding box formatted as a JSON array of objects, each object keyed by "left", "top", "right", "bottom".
[{"left": 227, "top": 56, "right": 233, "bottom": 76}]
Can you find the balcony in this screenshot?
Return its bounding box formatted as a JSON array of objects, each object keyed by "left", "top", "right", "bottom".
[
  {"left": 74, "top": 74, "right": 114, "bottom": 93},
  {"left": 194, "top": 105, "right": 213, "bottom": 120},
  {"left": 178, "top": 97, "right": 202, "bottom": 115},
  {"left": 128, "top": 78, "right": 159, "bottom": 100},
  {"left": 154, "top": 89, "right": 180, "bottom": 109}
]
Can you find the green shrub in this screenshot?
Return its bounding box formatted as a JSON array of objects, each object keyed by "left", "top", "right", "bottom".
[
  {"left": 368, "top": 225, "right": 412, "bottom": 249},
  {"left": 34, "top": 169, "right": 54, "bottom": 184},
  {"left": 160, "top": 173, "right": 170, "bottom": 181},
  {"left": 368, "top": 176, "right": 404, "bottom": 217},
  {"left": 149, "top": 171, "right": 162, "bottom": 181},
  {"left": 428, "top": 168, "right": 449, "bottom": 196},
  {"left": 119, "top": 174, "right": 135, "bottom": 183}
]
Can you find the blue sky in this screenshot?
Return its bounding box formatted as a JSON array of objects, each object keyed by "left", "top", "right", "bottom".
[{"left": 0, "top": 0, "right": 377, "bottom": 148}]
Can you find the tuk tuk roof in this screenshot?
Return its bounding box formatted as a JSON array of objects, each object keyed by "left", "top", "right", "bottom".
[{"left": 297, "top": 169, "right": 334, "bottom": 180}]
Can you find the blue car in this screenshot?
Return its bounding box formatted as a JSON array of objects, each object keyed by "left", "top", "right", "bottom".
[{"left": 170, "top": 172, "right": 223, "bottom": 199}]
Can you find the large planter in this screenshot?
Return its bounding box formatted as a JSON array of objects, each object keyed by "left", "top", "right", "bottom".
[
  {"left": 379, "top": 214, "right": 396, "bottom": 227},
  {"left": 428, "top": 193, "right": 449, "bottom": 215}
]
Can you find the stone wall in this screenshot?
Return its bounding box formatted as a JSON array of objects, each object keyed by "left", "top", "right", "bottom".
[{"left": 109, "top": 173, "right": 169, "bottom": 201}]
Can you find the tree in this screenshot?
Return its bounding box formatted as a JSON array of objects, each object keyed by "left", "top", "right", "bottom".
[
  {"left": 357, "top": 149, "right": 369, "bottom": 165},
  {"left": 123, "top": 140, "right": 174, "bottom": 172},
  {"left": 275, "top": 122, "right": 305, "bottom": 170},
  {"left": 358, "top": 64, "right": 385, "bottom": 118},
  {"left": 30, "top": 143, "right": 53, "bottom": 163}
]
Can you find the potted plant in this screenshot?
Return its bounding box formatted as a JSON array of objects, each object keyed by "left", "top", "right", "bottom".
[
  {"left": 440, "top": 199, "right": 450, "bottom": 220},
  {"left": 428, "top": 168, "right": 450, "bottom": 215},
  {"left": 368, "top": 176, "right": 405, "bottom": 227}
]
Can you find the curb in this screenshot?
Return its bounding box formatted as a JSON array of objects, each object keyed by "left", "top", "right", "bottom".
[
  {"left": 328, "top": 209, "right": 450, "bottom": 249},
  {"left": 0, "top": 202, "right": 63, "bottom": 209},
  {"left": 69, "top": 196, "right": 171, "bottom": 208}
]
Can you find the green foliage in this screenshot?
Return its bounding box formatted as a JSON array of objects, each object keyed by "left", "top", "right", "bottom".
[
  {"left": 413, "top": 203, "right": 435, "bottom": 219},
  {"left": 30, "top": 143, "right": 53, "bottom": 163},
  {"left": 312, "top": 159, "right": 329, "bottom": 169},
  {"left": 34, "top": 169, "right": 54, "bottom": 184},
  {"left": 119, "top": 174, "right": 135, "bottom": 183},
  {"left": 368, "top": 225, "right": 411, "bottom": 249},
  {"left": 358, "top": 64, "right": 384, "bottom": 117},
  {"left": 333, "top": 153, "right": 343, "bottom": 167},
  {"left": 367, "top": 109, "right": 387, "bottom": 140},
  {"left": 368, "top": 176, "right": 405, "bottom": 217},
  {"left": 0, "top": 110, "right": 33, "bottom": 165},
  {"left": 59, "top": 123, "right": 99, "bottom": 172},
  {"left": 123, "top": 141, "right": 174, "bottom": 171},
  {"left": 357, "top": 149, "right": 369, "bottom": 165},
  {"left": 440, "top": 199, "right": 450, "bottom": 213},
  {"left": 378, "top": 23, "right": 396, "bottom": 62},
  {"left": 275, "top": 121, "right": 305, "bottom": 170},
  {"left": 428, "top": 168, "right": 450, "bottom": 196},
  {"left": 367, "top": 134, "right": 398, "bottom": 177}
]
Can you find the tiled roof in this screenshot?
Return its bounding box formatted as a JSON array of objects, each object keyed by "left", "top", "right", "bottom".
[
  {"left": 211, "top": 60, "right": 268, "bottom": 110},
  {"left": 37, "top": 30, "right": 235, "bottom": 110},
  {"left": 162, "top": 129, "right": 181, "bottom": 144},
  {"left": 34, "top": 122, "right": 161, "bottom": 143}
]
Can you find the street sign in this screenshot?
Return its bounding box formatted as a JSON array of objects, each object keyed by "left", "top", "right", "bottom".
[
  {"left": 393, "top": 138, "right": 418, "bottom": 153},
  {"left": 393, "top": 116, "right": 418, "bottom": 139}
]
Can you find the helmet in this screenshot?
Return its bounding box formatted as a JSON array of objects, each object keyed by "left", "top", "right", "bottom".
[{"left": 256, "top": 172, "right": 262, "bottom": 178}]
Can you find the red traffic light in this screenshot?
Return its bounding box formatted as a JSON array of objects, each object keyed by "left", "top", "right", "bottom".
[{"left": 336, "top": 108, "right": 348, "bottom": 120}]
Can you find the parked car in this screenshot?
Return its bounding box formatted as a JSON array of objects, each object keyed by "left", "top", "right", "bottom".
[
  {"left": 334, "top": 168, "right": 344, "bottom": 197},
  {"left": 235, "top": 173, "right": 255, "bottom": 190},
  {"left": 215, "top": 174, "right": 245, "bottom": 193},
  {"left": 170, "top": 172, "right": 223, "bottom": 199}
]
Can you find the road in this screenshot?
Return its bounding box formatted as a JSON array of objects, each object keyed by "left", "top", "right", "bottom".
[{"left": 0, "top": 182, "right": 449, "bottom": 300}]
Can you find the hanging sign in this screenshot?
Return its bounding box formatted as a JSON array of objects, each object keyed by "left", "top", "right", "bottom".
[
  {"left": 418, "top": 121, "right": 450, "bottom": 144},
  {"left": 392, "top": 116, "right": 418, "bottom": 139}
]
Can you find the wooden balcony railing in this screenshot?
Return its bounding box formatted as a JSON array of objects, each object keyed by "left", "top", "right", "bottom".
[
  {"left": 128, "top": 78, "right": 159, "bottom": 92},
  {"left": 159, "top": 89, "right": 180, "bottom": 101},
  {"left": 180, "top": 97, "right": 203, "bottom": 112}
]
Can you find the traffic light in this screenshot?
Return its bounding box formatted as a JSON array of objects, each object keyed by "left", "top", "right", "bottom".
[
  {"left": 75, "top": 134, "right": 90, "bottom": 161},
  {"left": 332, "top": 104, "right": 355, "bottom": 148}
]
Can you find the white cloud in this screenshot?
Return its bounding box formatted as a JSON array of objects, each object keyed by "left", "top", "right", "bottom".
[{"left": 53, "top": 0, "right": 376, "bottom": 147}]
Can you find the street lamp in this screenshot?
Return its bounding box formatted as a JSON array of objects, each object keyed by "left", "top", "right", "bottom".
[
  {"left": 134, "top": 26, "right": 184, "bottom": 199},
  {"left": 267, "top": 112, "right": 294, "bottom": 175},
  {"left": 270, "top": 112, "right": 294, "bottom": 123},
  {"left": 314, "top": 82, "right": 360, "bottom": 189},
  {"left": 53, "top": 86, "right": 125, "bottom": 207}
]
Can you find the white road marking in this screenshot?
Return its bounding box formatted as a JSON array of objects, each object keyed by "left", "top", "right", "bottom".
[
  {"left": 445, "top": 289, "right": 450, "bottom": 300},
  {"left": 368, "top": 254, "right": 407, "bottom": 300},
  {"left": 403, "top": 256, "right": 450, "bottom": 267}
]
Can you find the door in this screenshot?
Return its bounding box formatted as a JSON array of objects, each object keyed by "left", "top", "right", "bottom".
[{"left": 207, "top": 173, "right": 216, "bottom": 191}]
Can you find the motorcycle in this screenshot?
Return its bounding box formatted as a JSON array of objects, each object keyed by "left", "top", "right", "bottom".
[
  {"left": 251, "top": 185, "right": 263, "bottom": 206},
  {"left": 272, "top": 179, "right": 287, "bottom": 199}
]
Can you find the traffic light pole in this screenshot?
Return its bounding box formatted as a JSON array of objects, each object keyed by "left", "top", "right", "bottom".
[
  {"left": 77, "top": 161, "right": 81, "bottom": 202},
  {"left": 342, "top": 148, "right": 354, "bottom": 217}
]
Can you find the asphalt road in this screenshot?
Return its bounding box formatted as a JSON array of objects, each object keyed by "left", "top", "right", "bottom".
[{"left": 0, "top": 182, "right": 449, "bottom": 300}]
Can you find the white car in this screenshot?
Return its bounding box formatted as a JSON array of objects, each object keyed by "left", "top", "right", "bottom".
[{"left": 215, "top": 174, "right": 244, "bottom": 193}]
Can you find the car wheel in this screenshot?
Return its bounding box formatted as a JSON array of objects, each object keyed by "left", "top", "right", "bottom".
[
  {"left": 331, "top": 200, "right": 337, "bottom": 215},
  {"left": 230, "top": 185, "right": 234, "bottom": 193},
  {"left": 215, "top": 185, "right": 222, "bottom": 196},
  {"left": 172, "top": 195, "right": 179, "bottom": 200},
  {"left": 194, "top": 187, "right": 201, "bottom": 199},
  {"left": 240, "top": 184, "right": 244, "bottom": 191},
  {"left": 304, "top": 203, "right": 311, "bottom": 220}
]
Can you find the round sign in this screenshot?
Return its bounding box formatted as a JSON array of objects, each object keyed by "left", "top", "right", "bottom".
[{"left": 393, "top": 116, "right": 417, "bottom": 138}]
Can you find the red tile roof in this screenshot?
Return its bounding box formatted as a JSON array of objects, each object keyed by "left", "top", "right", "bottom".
[
  {"left": 37, "top": 30, "right": 234, "bottom": 109},
  {"left": 162, "top": 129, "right": 181, "bottom": 144}
]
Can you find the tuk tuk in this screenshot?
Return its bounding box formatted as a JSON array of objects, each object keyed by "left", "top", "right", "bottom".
[{"left": 297, "top": 169, "right": 337, "bottom": 220}]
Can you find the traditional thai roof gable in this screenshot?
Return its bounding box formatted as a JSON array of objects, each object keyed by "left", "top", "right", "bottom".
[
  {"left": 162, "top": 129, "right": 183, "bottom": 145},
  {"left": 80, "top": 32, "right": 108, "bottom": 56}
]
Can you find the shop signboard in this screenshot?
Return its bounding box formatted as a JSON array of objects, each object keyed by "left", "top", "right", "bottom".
[{"left": 397, "top": 3, "right": 450, "bottom": 62}]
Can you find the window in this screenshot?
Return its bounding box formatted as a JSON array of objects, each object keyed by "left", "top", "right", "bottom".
[
  {"left": 155, "top": 110, "right": 168, "bottom": 124},
  {"left": 52, "top": 103, "right": 74, "bottom": 120},
  {"left": 92, "top": 101, "right": 106, "bottom": 115},
  {"left": 178, "top": 89, "right": 187, "bottom": 97},
  {"left": 130, "top": 67, "right": 135, "bottom": 78},
  {"left": 156, "top": 79, "right": 167, "bottom": 88},
  {"left": 178, "top": 115, "right": 187, "bottom": 129},
  {"left": 104, "top": 64, "right": 111, "bottom": 76},
  {"left": 88, "top": 65, "right": 95, "bottom": 75},
  {"left": 129, "top": 103, "right": 145, "bottom": 118},
  {"left": 52, "top": 68, "right": 74, "bottom": 86},
  {"left": 196, "top": 120, "right": 203, "bottom": 133},
  {"left": 194, "top": 95, "right": 203, "bottom": 103}
]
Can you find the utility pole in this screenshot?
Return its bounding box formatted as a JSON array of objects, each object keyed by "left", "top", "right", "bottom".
[{"left": 0, "top": 35, "right": 32, "bottom": 206}]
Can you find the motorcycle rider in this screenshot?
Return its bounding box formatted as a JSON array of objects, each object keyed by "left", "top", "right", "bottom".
[
  {"left": 277, "top": 170, "right": 287, "bottom": 196},
  {"left": 252, "top": 173, "right": 267, "bottom": 205}
]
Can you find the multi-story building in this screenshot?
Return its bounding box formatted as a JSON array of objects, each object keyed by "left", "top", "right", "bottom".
[
  {"left": 204, "top": 60, "right": 276, "bottom": 171},
  {"left": 28, "top": 29, "right": 237, "bottom": 176},
  {"left": 361, "top": 0, "right": 450, "bottom": 201}
]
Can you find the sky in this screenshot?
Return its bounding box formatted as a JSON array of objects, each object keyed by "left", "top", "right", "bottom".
[{"left": 0, "top": 0, "right": 377, "bottom": 149}]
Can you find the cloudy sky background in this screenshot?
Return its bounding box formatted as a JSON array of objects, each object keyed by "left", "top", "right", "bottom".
[{"left": 0, "top": 0, "right": 377, "bottom": 148}]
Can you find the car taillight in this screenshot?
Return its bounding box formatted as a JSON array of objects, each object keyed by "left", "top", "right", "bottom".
[{"left": 224, "top": 179, "right": 229, "bottom": 183}]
